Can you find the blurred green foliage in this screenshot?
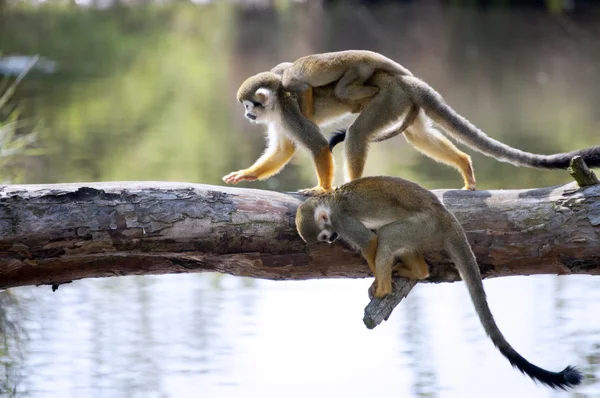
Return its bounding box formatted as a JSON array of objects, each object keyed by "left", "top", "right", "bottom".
[
  {"left": 1, "top": 2, "right": 236, "bottom": 184},
  {"left": 0, "top": 1, "right": 598, "bottom": 191},
  {"left": 0, "top": 55, "right": 41, "bottom": 184}
]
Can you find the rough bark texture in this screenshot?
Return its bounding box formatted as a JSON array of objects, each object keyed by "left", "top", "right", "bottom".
[
  {"left": 1, "top": 181, "right": 599, "bottom": 290},
  {"left": 363, "top": 277, "right": 417, "bottom": 329}
]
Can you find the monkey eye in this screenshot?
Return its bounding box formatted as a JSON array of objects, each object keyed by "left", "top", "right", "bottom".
[{"left": 252, "top": 101, "right": 263, "bottom": 108}]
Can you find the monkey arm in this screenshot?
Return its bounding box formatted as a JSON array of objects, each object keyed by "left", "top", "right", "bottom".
[
  {"left": 280, "top": 94, "right": 335, "bottom": 194},
  {"left": 248, "top": 134, "right": 297, "bottom": 180},
  {"left": 300, "top": 86, "right": 314, "bottom": 120},
  {"left": 222, "top": 134, "right": 296, "bottom": 184},
  {"left": 271, "top": 62, "right": 314, "bottom": 120},
  {"left": 333, "top": 68, "right": 379, "bottom": 102},
  {"left": 330, "top": 213, "right": 378, "bottom": 275},
  {"left": 303, "top": 146, "right": 335, "bottom": 195}
]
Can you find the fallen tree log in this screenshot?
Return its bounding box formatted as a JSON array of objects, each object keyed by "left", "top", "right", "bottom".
[{"left": 1, "top": 181, "right": 599, "bottom": 293}]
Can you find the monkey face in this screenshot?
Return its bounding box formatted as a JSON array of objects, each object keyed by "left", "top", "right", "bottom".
[
  {"left": 240, "top": 87, "right": 274, "bottom": 125},
  {"left": 317, "top": 229, "right": 339, "bottom": 244},
  {"left": 236, "top": 72, "right": 282, "bottom": 125},
  {"left": 296, "top": 200, "right": 339, "bottom": 245},
  {"left": 241, "top": 99, "right": 268, "bottom": 124},
  {"left": 313, "top": 205, "right": 338, "bottom": 243}
]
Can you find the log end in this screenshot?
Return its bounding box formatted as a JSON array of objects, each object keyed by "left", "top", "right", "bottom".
[{"left": 362, "top": 314, "right": 377, "bottom": 330}]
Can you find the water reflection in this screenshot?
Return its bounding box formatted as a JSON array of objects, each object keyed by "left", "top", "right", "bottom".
[
  {"left": 401, "top": 289, "right": 439, "bottom": 397},
  {"left": 0, "top": 291, "right": 25, "bottom": 396},
  {"left": 2, "top": 275, "right": 599, "bottom": 397},
  {"left": 1, "top": 1, "right": 600, "bottom": 397}
]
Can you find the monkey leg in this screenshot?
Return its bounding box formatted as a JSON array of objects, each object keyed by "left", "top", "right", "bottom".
[
  {"left": 371, "top": 217, "right": 434, "bottom": 298},
  {"left": 334, "top": 68, "right": 379, "bottom": 102},
  {"left": 344, "top": 82, "right": 412, "bottom": 181},
  {"left": 404, "top": 112, "right": 476, "bottom": 190},
  {"left": 298, "top": 146, "right": 335, "bottom": 195},
  {"left": 393, "top": 252, "right": 430, "bottom": 280},
  {"left": 368, "top": 252, "right": 429, "bottom": 300},
  {"left": 363, "top": 235, "right": 378, "bottom": 276},
  {"left": 278, "top": 91, "right": 335, "bottom": 195},
  {"left": 329, "top": 212, "right": 379, "bottom": 276}
]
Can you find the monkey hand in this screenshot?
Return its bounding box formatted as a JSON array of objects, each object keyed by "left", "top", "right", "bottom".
[{"left": 222, "top": 170, "right": 258, "bottom": 184}]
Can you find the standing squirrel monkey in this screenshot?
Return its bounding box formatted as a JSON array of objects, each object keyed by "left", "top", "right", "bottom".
[
  {"left": 295, "top": 176, "right": 583, "bottom": 389},
  {"left": 226, "top": 50, "right": 600, "bottom": 192},
  {"left": 222, "top": 71, "right": 347, "bottom": 195},
  {"left": 283, "top": 50, "right": 600, "bottom": 189},
  {"left": 223, "top": 62, "right": 415, "bottom": 194}
]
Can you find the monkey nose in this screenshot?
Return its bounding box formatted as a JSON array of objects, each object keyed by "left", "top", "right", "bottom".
[
  {"left": 245, "top": 113, "right": 256, "bottom": 120},
  {"left": 328, "top": 232, "right": 339, "bottom": 243}
]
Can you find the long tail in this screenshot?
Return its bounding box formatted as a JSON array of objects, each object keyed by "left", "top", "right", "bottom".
[
  {"left": 329, "top": 129, "right": 347, "bottom": 151},
  {"left": 444, "top": 220, "right": 583, "bottom": 389},
  {"left": 328, "top": 104, "right": 420, "bottom": 151},
  {"left": 400, "top": 75, "right": 600, "bottom": 169}
]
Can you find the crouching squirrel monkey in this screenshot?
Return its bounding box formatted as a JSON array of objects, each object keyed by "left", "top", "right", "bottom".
[
  {"left": 282, "top": 50, "right": 600, "bottom": 190},
  {"left": 295, "top": 176, "right": 584, "bottom": 389}
]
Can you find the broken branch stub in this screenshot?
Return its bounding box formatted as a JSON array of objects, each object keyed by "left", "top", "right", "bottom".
[
  {"left": 363, "top": 277, "right": 417, "bottom": 329},
  {"left": 568, "top": 156, "right": 599, "bottom": 187}
]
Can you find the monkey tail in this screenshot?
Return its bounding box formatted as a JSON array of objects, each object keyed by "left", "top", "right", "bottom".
[
  {"left": 328, "top": 127, "right": 399, "bottom": 151},
  {"left": 444, "top": 220, "right": 583, "bottom": 389},
  {"left": 401, "top": 75, "right": 600, "bottom": 169},
  {"left": 329, "top": 129, "right": 347, "bottom": 151}
]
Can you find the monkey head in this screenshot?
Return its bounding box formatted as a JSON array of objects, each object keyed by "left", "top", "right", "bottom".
[
  {"left": 295, "top": 197, "right": 339, "bottom": 245},
  {"left": 270, "top": 62, "right": 293, "bottom": 76},
  {"left": 236, "top": 72, "right": 283, "bottom": 124}
]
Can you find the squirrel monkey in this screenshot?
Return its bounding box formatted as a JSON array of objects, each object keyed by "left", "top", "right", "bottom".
[
  {"left": 295, "top": 176, "right": 583, "bottom": 389},
  {"left": 281, "top": 50, "right": 412, "bottom": 119},
  {"left": 281, "top": 50, "right": 600, "bottom": 189},
  {"left": 223, "top": 71, "right": 354, "bottom": 195},
  {"left": 224, "top": 65, "right": 416, "bottom": 194}
]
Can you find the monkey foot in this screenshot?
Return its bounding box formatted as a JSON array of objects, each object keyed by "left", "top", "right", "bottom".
[
  {"left": 462, "top": 184, "right": 476, "bottom": 191},
  {"left": 368, "top": 280, "right": 394, "bottom": 300},
  {"left": 297, "top": 186, "right": 332, "bottom": 196}
]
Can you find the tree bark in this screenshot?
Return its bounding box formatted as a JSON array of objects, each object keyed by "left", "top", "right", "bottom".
[{"left": 1, "top": 181, "right": 599, "bottom": 290}]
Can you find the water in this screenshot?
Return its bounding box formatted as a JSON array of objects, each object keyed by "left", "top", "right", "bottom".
[
  {"left": 8, "top": 275, "right": 600, "bottom": 397},
  {"left": 1, "top": 1, "right": 600, "bottom": 397}
]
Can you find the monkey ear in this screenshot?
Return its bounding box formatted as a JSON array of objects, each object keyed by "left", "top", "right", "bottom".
[
  {"left": 255, "top": 88, "right": 272, "bottom": 106},
  {"left": 317, "top": 210, "right": 329, "bottom": 224}
]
